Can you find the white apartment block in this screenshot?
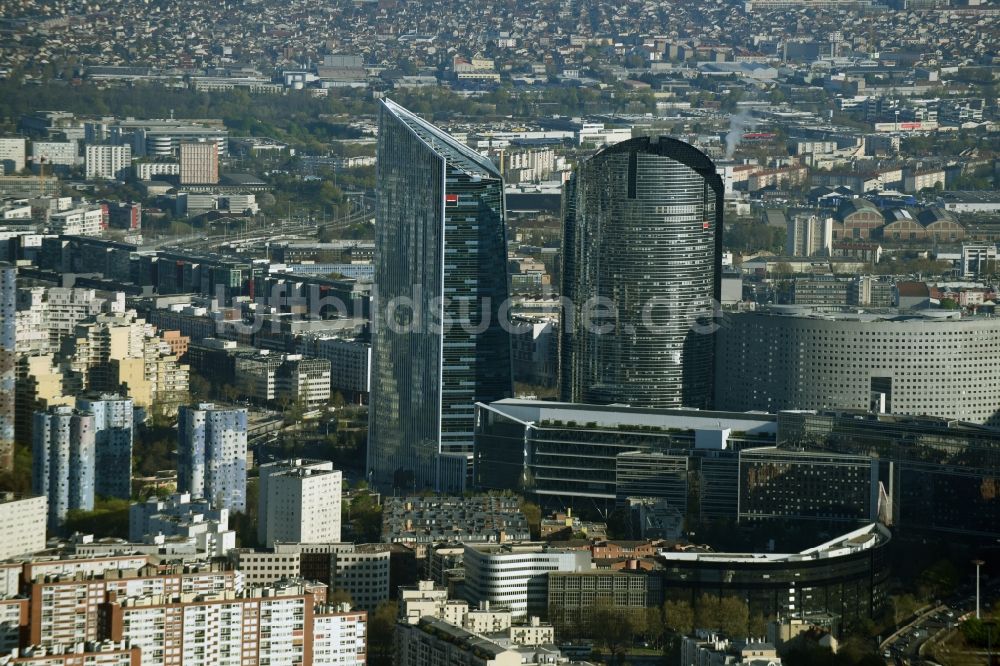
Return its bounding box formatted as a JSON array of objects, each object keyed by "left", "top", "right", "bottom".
[
  {"left": 25, "top": 562, "right": 239, "bottom": 647},
  {"left": 396, "top": 617, "right": 560, "bottom": 666},
  {"left": 257, "top": 458, "right": 337, "bottom": 545},
  {"left": 45, "top": 287, "right": 112, "bottom": 345},
  {"left": 32, "top": 141, "right": 79, "bottom": 167},
  {"left": 129, "top": 492, "right": 235, "bottom": 557},
  {"left": 4, "top": 641, "right": 140, "bottom": 665},
  {"left": 0, "top": 137, "right": 27, "bottom": 173},
  {"left": 77, "top": 394, "right": 133, "bottom": 500},
  {"left": 0, "top": 493, "right": 47, "bottom": 559},
  {"left": 0, "top": 597, "right": 27, "bottom": 654},
  {"left": 263, "top": 465, "right": 342, "bottom": 547},
  {"left": 85, "top": 145, "right": 133, "bottom": 180},
  {"left": 399, "top": 580, "right": 470, "bottom": 626},
  {"left": 465, "top": 603, "right": 514, "bottom": 635},
  {"left": 47, "top": 206, "right": 105, "bottom": 236},
  {"left": 109, "top": 585, "right": 309, "bottom": 666},
  {"left": 313, "top": 604, "right": 367, "bottom": 666},
  {"left": 903, "top": 169, "right": 945, "bottom": 193},
  {"left": 134, "top": 161, "right": 180, "bottom": 181},
  {"left": 1, "top": 203, "right": 32, "bottom": 220},
  {"left": 786, "top": 214, "right": 832, "bottom": 257},
  {"left": 277, "top": 356, "right": 332, "bottom": 407},
  {"left": 509, "top": 616, "right": 556, "bottom": 647},
  {"left": 463, "top": 543, "right": 592, "bottom": 618}
]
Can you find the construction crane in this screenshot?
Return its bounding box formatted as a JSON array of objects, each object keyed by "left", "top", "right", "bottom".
[{"left": 37, "top": 156, "right": 47, "bottom": 196}]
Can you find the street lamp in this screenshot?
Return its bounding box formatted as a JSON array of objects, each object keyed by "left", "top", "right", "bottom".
[{"left": 974, "top": 559, "right": 985, "bottom": 620}]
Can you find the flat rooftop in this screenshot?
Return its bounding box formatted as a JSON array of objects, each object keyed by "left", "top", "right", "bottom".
[
  {"left": 657, "top": 523, "right": 889, "bottom": 565},
  {"left": 478, "top": 399, "right": 777, "bottom": 435}
]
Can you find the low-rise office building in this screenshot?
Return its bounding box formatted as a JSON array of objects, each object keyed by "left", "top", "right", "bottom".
[
  {"left": 778, "top": 410, "right": 1000, "bottom": 538},
  {"left": 738, "top": 447, "right": 880, "bottom": 524},
  {"left": 463, "top": 543, "right": 592, "bottom": 618},
  {"left": 473, "top": 399, "right": 776, "bottom": 518},
  {"left": 658, "top": 523, "right": 890, "bottom": 623}
]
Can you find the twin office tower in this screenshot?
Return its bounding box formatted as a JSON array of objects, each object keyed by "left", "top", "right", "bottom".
[{"left": 368, "top": 99, "right": 723, "bottom": 492}]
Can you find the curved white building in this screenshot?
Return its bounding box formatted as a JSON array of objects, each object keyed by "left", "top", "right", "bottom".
[
  {"left": 463, "top": 543, "right": 591, "bottom": 618},
  {"left": 716, "top": 306, "right": 1000, "bottom": 425}
]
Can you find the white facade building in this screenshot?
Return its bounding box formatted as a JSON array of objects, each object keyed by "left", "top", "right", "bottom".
[
  {"left": 32, "top": 140, "right": 79, "bottom": 167},
  {"left": 85, "top": 145, "right": 133, "bottom": 179},
  {"left": 48, "top": 206, "right": 105, "bottom": 236},
  {"left": 0, "top": 137, "right": 27, "bottom": 173},
  {"left": 263, "top": 463, "right": 342, "bottom": 547},
  {"left": 129, "top": 492, "right": 235, "bottom": 556},
  {"left": 463, "top": 543, "right": 592, "bottom": 618},
  {"left": 134, "top": 161, "right": 180, "bottom": 181},
  {"left": 313, "top": 604, "right": 368, "bottom": 666},
  {"left": 0, "top": 493, "right": 47, "bottom": 559},
  {"left": 257, "top": 458, "right": 337, "bottom": 545}
]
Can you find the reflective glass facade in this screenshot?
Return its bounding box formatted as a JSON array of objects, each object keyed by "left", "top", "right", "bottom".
[
  {"left": 660, "top": 525, "right": 891, "bottom": 624},
  {"left": 0, "top": 265, "right": 13, "bottom": 472},
  {"left": 369, "top": 100, "right": 512, "bottom": 492},
  {"left": 560, "top": 137, "right": 723, "bottom": 409},
  {"left": 778, "top": 410, "right": 1000, "bottom": 539}
]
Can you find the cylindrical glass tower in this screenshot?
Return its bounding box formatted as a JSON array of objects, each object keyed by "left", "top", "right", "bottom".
[{"left": 559, "top": 136, "right": 723, "bottom": 409}]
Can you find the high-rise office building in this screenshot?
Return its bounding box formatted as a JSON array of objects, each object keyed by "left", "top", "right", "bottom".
[
  {"left": 179, "top": 141, "right": 219, "bottom": 184},
  {"left": 258, "top": 458, "right": 342, "bottom": 547},
  {"left": 76, "top": 394, "right": 134, "bottom": 499},
  {"left": 0, "top": 264, "right": 14, "bottom": 471},
  {"left": 32, "top": 405, "right": 96, "bottom": 528},
  {"left": 368, "top": 99, "right": 513, "bottom": 492},
  {"left": 559, "top": 136, "right": 723, "bottom": 409},
  {"left": 177, "top": 403, "right": 248, "bottom": 512}
]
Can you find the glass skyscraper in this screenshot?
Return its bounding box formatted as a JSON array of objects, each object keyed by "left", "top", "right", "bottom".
[
  {"left": 0, "top": 264, "right": 14, "bottom": 472},
  {"left": 559, "top": 136, "right": 723, "bottom": 409},
  {"left": 368, "top": 99, "right": 513, "bottom": 492}
]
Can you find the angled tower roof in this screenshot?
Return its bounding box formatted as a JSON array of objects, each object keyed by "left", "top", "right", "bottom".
[{"left": 379, "top": 98, "right": 500, "bottom": 179}]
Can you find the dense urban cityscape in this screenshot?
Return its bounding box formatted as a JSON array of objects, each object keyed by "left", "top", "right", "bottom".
[{"left": 0, "top": 0, "right": 997, "bottom": 663}]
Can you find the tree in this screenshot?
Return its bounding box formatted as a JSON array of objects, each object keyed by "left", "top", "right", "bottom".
[
  {"left": 695, "top": 595, "right": 749, "bottom": 639},
  {"left": 367, "top": 601, "right": 399, "bottom": 666},
  {"left": 772, "top": 262, "right": 796, "bottom": 279},
  {"left": 645, "top": 605, "right": 666, "bottom": 648},
  {"left": 519, "top": 499, "right": 541, "bottom": 539},
  {"left": 695, "top": 594, "right": 720, "bottom": 632},
  {"left": 664, "top": 599, "right": 695, "bottom": 636},
  {"left": 717, "top": 596, "right": 749, "bottom": 639},
  {"left": 748, "top": 612, "right": 768, "bottom": 639},
  {"left": 891, "top": 594, "right": 921, "bottom": 628},
  {"left": 63, "top": 498, "right": 131, "bottom": 538},
  {"left": 589, "top": 601, "right": 635, "bottom": 664},
  {"left": 327, "top": 588, "right": 353, "bottom": 607},
  {"left": 189, "top": 373, "right": 212, "bottom": 401},
  {"left": 919, "top": 559, "right": 959, "bottom": 599}
]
